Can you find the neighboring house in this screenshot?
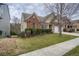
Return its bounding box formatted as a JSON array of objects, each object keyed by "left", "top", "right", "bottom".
[
  {"left": 21, "top": 12, "right": 45, "bottom": 31},
  {"left": 0, "top": 3, "right": 10, "bottom": 36},
  {"left": 62, "top": 20, "right": 79, "bottom": 32},
  {"left": 71, "top": 20, "right": 79, "bottom": 32}
]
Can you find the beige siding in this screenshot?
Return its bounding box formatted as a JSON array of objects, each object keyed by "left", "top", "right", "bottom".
[{"left": 21, "top": 22, "right": 27, "bottom": 31}]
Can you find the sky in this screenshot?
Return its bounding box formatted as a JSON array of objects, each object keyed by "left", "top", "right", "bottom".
[
  {"left": 8, "top": 3, "right": 50, "bottom": 23},
  {"left": 8, "top": 3, "right": 79, "bottom": 23}
]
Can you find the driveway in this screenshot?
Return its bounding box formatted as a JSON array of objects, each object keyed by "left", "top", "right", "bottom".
[
  {"left": 62, "top": 32, "right": 79, "bottom": 36},
  {"left": 19, "top": 38, "right": 79, "bottom": 56}
]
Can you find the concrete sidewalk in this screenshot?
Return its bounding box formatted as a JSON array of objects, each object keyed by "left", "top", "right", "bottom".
[{"left": 19, "top": 38, "right": 79, "bottom": 56}]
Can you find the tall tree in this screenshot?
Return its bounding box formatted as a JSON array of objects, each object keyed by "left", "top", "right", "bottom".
[
  {"left": 44, "top": 3, "right": 79, "bottom": 35},
  {"left": 12, "top": 16, "right": 20, "bottom": 34}
]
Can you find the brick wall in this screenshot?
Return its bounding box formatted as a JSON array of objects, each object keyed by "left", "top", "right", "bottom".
[{"left": 25, "top": 14, "right": 41, "bottom": 29}]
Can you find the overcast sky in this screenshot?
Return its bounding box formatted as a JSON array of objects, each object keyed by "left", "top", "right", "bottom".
[
  {"left": 8, "top": 3, "right": 51, "bottom": 23},
  {"left": 8, "top": 3, "right": 79, "bottom": 23}
]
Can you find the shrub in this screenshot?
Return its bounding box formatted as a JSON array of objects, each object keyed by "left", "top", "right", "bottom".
[
  {"left": 77, "top": 29, "right": 79, "bottom": 31},
  {"left": 0, "top": 30, "right": 2, "bottom": 35},
  {"left": 19, "top": 28, "right": 52, "bottom": 38},
  {"left": 17, "top": 31, "right": 25, "bottom": 38},
  {"left": 69, "top": 29, "right": 75, "bottom": 32},
  {"left": 10, "top": 31, "right": 17, "bottom": 35},
  {"left": 27, "top": 29, "right": 52, "bottom": 35},
  {"left": 25, "top": 29, "right": 32, "bottom": 37},
  {"left": 63, "top": 29, "right": 67, "bottom": 32},
  {"left": 6, "top": 35, "right": 11, "bottom": 38}
]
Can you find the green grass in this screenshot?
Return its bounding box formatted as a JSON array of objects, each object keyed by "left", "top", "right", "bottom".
[
  {"left": 0, "top": 33, "right": 77, "bottom": 56},
  {"left": 64, "top": 46, "right": 79, "bottom": 56}
]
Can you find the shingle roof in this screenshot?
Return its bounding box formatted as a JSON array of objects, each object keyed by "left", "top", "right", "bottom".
[
  {"left": 21, "top": 13, "right": 45, "bottom": 22},
  {"left": 45, "top": 13, "right": 71, "bottom": 24},
  {"left": 22, "top": 13, "right": 31, "bottom": 21},
  {"left": 38, "top": 16, "right": 45, "bottom": 22},
  {"left": 45, "top": 13, "right": 56, "bottom": 23}
]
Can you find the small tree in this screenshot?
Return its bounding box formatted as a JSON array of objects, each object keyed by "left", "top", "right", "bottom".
[{"left": 12, "top": 16, "right": 20, "bottom": 34}]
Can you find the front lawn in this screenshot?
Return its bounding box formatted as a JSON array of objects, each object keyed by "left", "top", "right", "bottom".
[
  {"left": 64, "top": 46, "right": 79, "bottom": 56},
  {"left": 0, "top": 33, "right": 77, "bottom": 56}
]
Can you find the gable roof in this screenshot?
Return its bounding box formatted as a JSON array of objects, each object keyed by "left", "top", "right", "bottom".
[
  {"left": 45, "top": 13, "right": 56, "bottom": 23},
  {"left": 45, "top": 13, "right": 71, "bottom": 24},
  {"left": 21, "top": 13, "right": 31, "bottom": 21},
  {"left": 21, "top": 12, "right": 45, "bottom": 22},
  {"left": 38, "top": 16, "right": 45, "bottom": 22}
]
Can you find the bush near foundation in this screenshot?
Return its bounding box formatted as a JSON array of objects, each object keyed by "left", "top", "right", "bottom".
[
  {"left": 0, "top": 31, "right": 2, "bottom": 35},
  {"left": 18, "top": 29, "right": 52, "bottom": 38},
  {"left": 10, "top": 31, "right": 17, "bottom": 35}
]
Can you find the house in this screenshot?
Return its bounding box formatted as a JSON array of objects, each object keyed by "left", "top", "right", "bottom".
[
  {"left": 71, "top": 20, "right": 79, "bottom": 32},
  {"left": 0, "top": 3, "right": 10, "bottom": 36},
  {"left": 45, "top": 13, "right": 71, "bottom": 33},
  {"left": 61, "top": 19, "right": 79, "bottom": 32},
  {"left": 44, "top": 13, "right": 55, "bottom": 29},
  {"left": 21, "top": 12, "right": 73, "bottom": 33},
  {"left": 21, "top": 12, "right": 45, "bottom": 31}
]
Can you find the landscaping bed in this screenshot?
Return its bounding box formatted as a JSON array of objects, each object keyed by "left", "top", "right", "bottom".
[{"left": 0, "top": 33, "right": 77, "bottom": 56}]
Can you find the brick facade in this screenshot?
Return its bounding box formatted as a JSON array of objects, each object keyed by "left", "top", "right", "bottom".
[{"left": 24, "top": 13, "right": 41, "bottom": 29}]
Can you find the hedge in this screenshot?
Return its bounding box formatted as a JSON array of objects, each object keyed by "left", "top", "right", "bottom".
[
  {"left": 10, "top": 31, "right": 17, "bottom": 35},
  {"left": 18, "top": 29, "right": 52, "bottom": 38},
  {"left": 0, "top": 30, "right": 2, "bottom": 35}
]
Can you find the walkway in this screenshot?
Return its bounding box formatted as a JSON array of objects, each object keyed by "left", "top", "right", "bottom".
[{"left": 19, "top": 38, "right": 79, "bottom": 56}]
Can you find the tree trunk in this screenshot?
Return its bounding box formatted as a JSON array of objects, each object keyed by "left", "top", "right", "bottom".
[
  {"left": 59, "top": 3, "right": 63, "bottom": 36},
  {"left": 59, "top": 23, "right": 62, "bottom": 35}
]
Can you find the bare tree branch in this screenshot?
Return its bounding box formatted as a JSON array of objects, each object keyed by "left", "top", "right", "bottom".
[{"left": 44, "top": 3, "right": 79, "bottom": 35}]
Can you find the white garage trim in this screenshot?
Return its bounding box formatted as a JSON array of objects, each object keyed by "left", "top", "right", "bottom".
[{"left": 52, "top": 26, "right": 63, "bottom": 33}]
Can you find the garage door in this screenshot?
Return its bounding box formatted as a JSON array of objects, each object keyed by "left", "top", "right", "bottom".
[
  {"left": 54, "top": 26, "right": 59, "bottom": 33},
  {"left": 53, "top": 26, "right": 63, "bottom": 33}
]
